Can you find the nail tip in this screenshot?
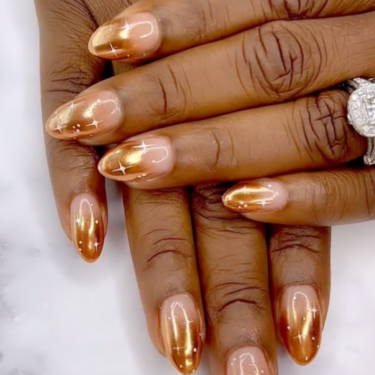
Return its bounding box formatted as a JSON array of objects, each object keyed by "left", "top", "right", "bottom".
[
  {"left": 290, "top": 352, "right": 318, "bottom": 367},
  {"left": 74, "top": 243, "right": 104, "bottom": 263},
  {"left": 88, "top": 33, "right": 101, "bottom": 57}
]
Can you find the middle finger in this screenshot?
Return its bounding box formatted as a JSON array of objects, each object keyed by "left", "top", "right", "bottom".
[
  {"left": 46, "top": 13, "right": 375, "bottom": 145},
  {"left": 98, "top": 90, "right": 366, "bottom": 189},
  {"left": 191, "top": 184, "right": 277, "bottom": 375}
]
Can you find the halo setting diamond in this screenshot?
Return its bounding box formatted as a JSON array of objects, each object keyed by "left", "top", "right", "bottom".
[{"left": 348, "top": 83, "right": 375, "bottom": 137}]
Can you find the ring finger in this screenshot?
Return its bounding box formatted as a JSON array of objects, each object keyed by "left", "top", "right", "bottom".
[{"left": 191, "top": 184, "right": 278, "bottom": 375}]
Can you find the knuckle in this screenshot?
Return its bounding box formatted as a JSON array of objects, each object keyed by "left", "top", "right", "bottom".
[
  {"left": 310, "top": 172, "right": 349, "bottom": 225},
  {"left": 44, "top": 63, "right": 99, "bottom": 99},
  {"left": 46, "top": 138, "right": 98, "bottom": 175},
  {"left": 134, "top": 188, "right": 187, "bottom": 208},
  {"left": 205, "top": 275, "right": 269, "bottom": 324},
  {"left": 146, "top": 61, "right": 191, "bottom": 123},
  {"left": 251, "top": 21, "right": 320, "bottom": 99},
  {"left": 192, "top": 184, "right": 263, "bottom": 235},
  {"left": 268, "top": 0, "right": 329, "bottom": 19},
  {"left": 192, "top": 0, "right": 218, "bottom": 39},
  {"left": 37, "top": 0, "right": 91, "bottom": 31},
  {"left": 192, "top": 184, "right": 242, "bottom": 221},
  {"left": 140, "top": 236, "right": 193, "bottom": 274},
  {"left": 270, "top": 225, "right": 324, "bottom": 256},
  {"left": 205, "top": 127, "right": 239, "bottom": 174},
  {"left": 38, "top": 0, "right": 101, "bottom": 100},
  {"left": 300, "top": 91, "right": 356, "bottom": 165}
]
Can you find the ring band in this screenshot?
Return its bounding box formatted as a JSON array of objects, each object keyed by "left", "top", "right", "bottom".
[{"left": 344, "top": 77, "right": 375, "bottom": 165}]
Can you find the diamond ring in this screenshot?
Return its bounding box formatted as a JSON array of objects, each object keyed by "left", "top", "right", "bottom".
[{"left": 345, "top": 78, "right": 375, "bottom": 165}]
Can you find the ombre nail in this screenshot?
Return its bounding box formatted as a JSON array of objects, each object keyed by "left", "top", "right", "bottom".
[
  {"left": 89, "top": 12, "right": 161, "bottom": 61},
  {"left": 70, "top": 194, "right": 105, "bottom": 263},
  {"left": 226, "top": 347, "right": 271, "bottom": 375},
  {"left": 98, "top": 137, "right": 173, "bottom": 183},
  {"left": 223, "top": 180, "right": 288, "bottom": 214},
  {"left": 279, "top": 285, "right": 322, "bottom": 365},
  {"left": 46, "top": 91, "right": 122, "bottom": 140},
  {"left": 160, "top": 294, "right": 203, "bottom": 374}
]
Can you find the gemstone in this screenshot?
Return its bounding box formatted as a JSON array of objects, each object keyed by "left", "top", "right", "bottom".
[{"left": 348, "top": 84, "right": 375, "bottom": 137}]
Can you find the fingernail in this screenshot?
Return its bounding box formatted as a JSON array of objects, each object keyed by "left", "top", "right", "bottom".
[
  {"left": 160, "top": 294, "right": 204, "bottom": 374},
  {"left": 98, "top": 137, "right": 173, "bottom": 183},
  {"left": 70, "top": 194, "right": 105, "bottom": 263},
  {"left": 279, "top": 285, "right": 322, "bottom": 365},
  {"left": 46, "top": 91, "right": 122, "bottom": 140},
  {"left": 222, "top": 180, "right": 288, "bottom": 214},
  {"left": 89, "top": 12, "right": 161, "bottom": 61},
  {"left": 226, "top": 347, "right": 271, "bottom": 375}
]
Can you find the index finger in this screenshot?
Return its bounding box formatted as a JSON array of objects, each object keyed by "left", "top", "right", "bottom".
[
  {"left": 35, "top": 0, "right": 108, "bottom": 262},
  {"left": 88, "top": 0, "right": 375, "bottom": 62}
]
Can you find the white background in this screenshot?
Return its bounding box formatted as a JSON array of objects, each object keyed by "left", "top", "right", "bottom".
[{"left": 1, "top": 0, "right": 375, "bottom": 374}]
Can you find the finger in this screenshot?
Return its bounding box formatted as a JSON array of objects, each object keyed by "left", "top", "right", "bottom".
[
  {"left": 269, "top": 225, "right": 330, "bottom": 365},
  {"left": 88, "top": 0, "right": 375, "bottom": 62},
  {"left": 35, "top": 0, "right": 108, "bottom": 262},
  {"left": 191, "top": 184, "right": 278, "bottom": 375},
  {"left": 223, "top": 167, "right": 375, "bottom": 227},
  {"left": 46, "top": 13, "right": 375, "bottom": 144},
  {"left": 123, "top": 185, "right": 204, "bottom": 374},
  {"left": 97, "top": 90, "right": 366, "bottom": 189}
]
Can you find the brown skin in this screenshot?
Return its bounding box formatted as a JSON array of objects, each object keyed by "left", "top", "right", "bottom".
[{"left": 35, "top": 0, "right": 332, "bottom": 373}]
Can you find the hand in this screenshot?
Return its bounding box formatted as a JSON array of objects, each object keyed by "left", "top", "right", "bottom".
[
  {"left": 44, "top": 1, "right": 374, "bottom": 189},
  {"left": 46, "top": 0, "right": 375, "bottom": 229},
  {"left": 36, "top": 0, "right": 331, "bottom": 374}
]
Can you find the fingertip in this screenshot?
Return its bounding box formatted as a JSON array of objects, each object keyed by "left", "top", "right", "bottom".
[
  {"left": 97, "top": 137, "right": 173, "bottom": 183},
  {"left": 88, "top": 10, "right": 161, "bottom": 62},
  {"left": 44, "top": 91, "right": 123, "bottom": 142},
  {"left": 222, "top": 180, "right": 288, "bottom": 215},
  {"left": 70, "top": 193, "right": 106, "bottom": 263}
]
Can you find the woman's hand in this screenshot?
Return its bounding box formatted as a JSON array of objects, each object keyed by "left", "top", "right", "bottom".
[
  {"left": 36, "top": 0, "right": 332, "bottom": 374},
  {"left": 44, "top": 3, "right": 374, "bottom": 187}
]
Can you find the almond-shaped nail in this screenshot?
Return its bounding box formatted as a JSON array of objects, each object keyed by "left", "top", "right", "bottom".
[
  {"left": 223, "top": 180, "right": 288, "bottom": 214},
  {"left": 89, "top": 12, "right": 161, "bottom": 61},
  {"left": 160, "top": 294, "right": 204, "bottom": 374},
  {"left": 46, "top": 91, "right": 122, "bottom": 140},
  {"left": 226, "top": 347, "right": 272, "bottom": 375},
  {"left": 70, "top": 194, "right": 105, "bottom": 263},
  {"left": 98, "top": 137, "right": 173, "bottom": 183},
  {"left": 279, "top": 285, "right": 322, "bottom": 365}
]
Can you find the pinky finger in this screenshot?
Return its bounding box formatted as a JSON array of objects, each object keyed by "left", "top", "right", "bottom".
[{"left": 222, "top": 167, "right": 375, "bottom": 226}]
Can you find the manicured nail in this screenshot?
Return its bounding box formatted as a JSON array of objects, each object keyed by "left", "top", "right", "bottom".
[
  {"left": 279, "top": 285, "right": 322, "bottom": 365},
  {"left": 70, "top": 194, "right": 105, "bottom": 263},
  {"left": 226, "top": 347, "right": 271, "bottom": 375},
  {"left": 160, "top": 294, "right": 204, "bottom": 374},
  {"left": 89, "top": 12, "right": 161, "bottom": 61},
  {"left": 46, "top": 91, "right": 122, "bottom": 140},
  {"left": 222, "top": 180, "right": 288, "bottom": 214},
  {"left": 98, "top": 137, "right": 173, "bottom": 183}
]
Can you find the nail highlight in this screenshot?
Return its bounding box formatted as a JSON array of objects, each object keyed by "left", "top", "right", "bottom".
[
  {"left": 98, "top": 137, "right": 173, "bottom": 183},
  {"left": 45, "top": 91, "right": 122, "bottom": 140},
  {"left": 160, "top": 294, "right": 203, "bottom": 374},
  {"left": 70, "top": 194, "right": 105, "bottom": 263},
  {"left": 89, "top": 12, "right": 161, "bottom": 61},
  {"left": 226, "top": 347, "right": 271, "bottom": 375},
  {"left": 222, "top": 180, "right": 288, "bottom": 214},
  {"left": 279, "top": 286, "right": 322, "bottom": 365}
]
